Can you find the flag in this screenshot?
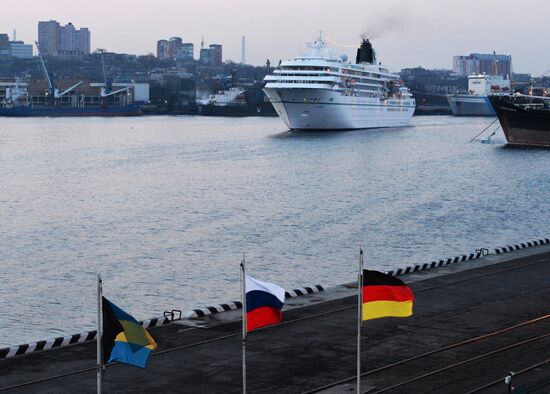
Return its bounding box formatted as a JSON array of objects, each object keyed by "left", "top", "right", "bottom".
[
  {"left": 102, "top": 297, "right": 157, "bottom": 368},
  {"left": 362, "top": 270, "right": 414, "bottom": 321},
  {"left": 246, "top": 275, "right": 285, "bottom": 332}
]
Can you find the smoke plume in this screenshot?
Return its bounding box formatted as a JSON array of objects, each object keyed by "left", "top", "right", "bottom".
[{"left": 361, "top": 3, "right": 414, "bottom": 41}]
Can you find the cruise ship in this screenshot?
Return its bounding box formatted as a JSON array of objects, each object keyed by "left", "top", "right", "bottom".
[
  {"left": 263, "top": 34, "right": 415, "bottom": 130},
  {"left": 446, "top": 74, "right": 511, "bottom": 116}
]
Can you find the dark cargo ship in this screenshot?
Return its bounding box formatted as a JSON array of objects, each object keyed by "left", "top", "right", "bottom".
[
  {"left": 0, "top": 104, "right": 142, "bottom": 117},
  {"left": 0, "top": 45, "right": 144, "bottom": 117},
  {"left": 196, "top": 86, "right": 276, "bottom": 117},
  {"left": 489, "top": 94, "right": 550, "bottom": 147}
]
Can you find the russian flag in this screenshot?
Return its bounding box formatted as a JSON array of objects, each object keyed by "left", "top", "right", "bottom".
[{"left": 246, "top": 275, "right": 285, "bottom": 332}]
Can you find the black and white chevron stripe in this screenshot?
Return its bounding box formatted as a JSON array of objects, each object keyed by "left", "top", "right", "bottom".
[
  {"left": 386, "top": 252, "right": 483, "bottom": 277},
  {"left": 0, "top": 316, "right": 170, "bottom": 360},
  {"left": 186, "top": 285, "right": 325, "bottom": 319},
  {"left": 3, "top": 237, "right": 548, "bottom": 360},
  {"left": 494, "top": 238, "right": 550, "bottom": 254}
]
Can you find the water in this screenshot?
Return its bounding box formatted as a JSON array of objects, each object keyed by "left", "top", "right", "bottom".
[{"left": 1, "top": 115, "right": 549, "bottom": 347}]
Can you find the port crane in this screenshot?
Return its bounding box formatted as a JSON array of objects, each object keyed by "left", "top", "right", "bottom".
[
  {"left": 34, "top": 42, "right": 82, "bottom": 102},
  {"left": 98, "top": 49, "right": 131, "bottom": 100}
]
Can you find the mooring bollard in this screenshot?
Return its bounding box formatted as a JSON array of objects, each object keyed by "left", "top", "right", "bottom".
[{"left": 504, "top": 371, "right": 515, "bottom": 393}]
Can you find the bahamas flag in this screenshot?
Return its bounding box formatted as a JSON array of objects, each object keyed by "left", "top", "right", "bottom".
[{"left": 102, "top": 297, "right": 157, "bottom": 368}]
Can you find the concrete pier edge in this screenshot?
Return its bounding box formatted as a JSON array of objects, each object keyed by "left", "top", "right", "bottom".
[{"left": 1, "top": 236, "right": 549, "bottom": 360}]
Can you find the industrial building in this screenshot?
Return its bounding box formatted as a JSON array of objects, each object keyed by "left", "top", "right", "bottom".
[{"left": 453, "top": 53, "right": 512, "bottom": 78}]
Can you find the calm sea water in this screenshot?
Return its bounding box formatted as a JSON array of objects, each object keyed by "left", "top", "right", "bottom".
[{"left": 1, "top": 115, "right": 549, "bottom": 347}]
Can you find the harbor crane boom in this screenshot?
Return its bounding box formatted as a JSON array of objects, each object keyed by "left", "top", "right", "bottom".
[
  {"left": 101, "top": 86, "right": 131, "bottom": 97},
  {"left": 35, "top": 41, "right": 82, "bottom": 99},
  {"left": 35, "top": 41, "right": 54, "bottom": 94},
  {"left": 56, "top": 81, "right": 83, "bottom": 97}
]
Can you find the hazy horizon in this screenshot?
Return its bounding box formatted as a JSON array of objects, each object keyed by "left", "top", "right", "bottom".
[{"left": 1, "top": 0, "right": 549, "bottom": 75}]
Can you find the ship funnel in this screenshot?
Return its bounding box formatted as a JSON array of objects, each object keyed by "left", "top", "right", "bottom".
[{"left": 356, "top": 39, "right": 376, "bottom": 64}]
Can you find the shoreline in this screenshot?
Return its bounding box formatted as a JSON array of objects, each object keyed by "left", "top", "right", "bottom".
[
  {"left": 2, "top": 237, "right": 548, "bottom": 359},
  {"left": 2, "top": 242, "right": 549, "bottom": 392}
]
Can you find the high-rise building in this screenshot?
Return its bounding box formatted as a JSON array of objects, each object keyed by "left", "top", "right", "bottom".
[
  {"left": 38, "top": 20, "right": 60, "bottom": 55},
  {"left": 181, "top": 43, "right": 194, "bottom": 59},
  {"left": 199, "top": 44, "right": 223, "bottom": 66},
  {"left": 0, "top": 33, "right": 10, "bottom": 56},
  {"left": 38, "top": 20, "right": 90, "bottom": 56},
  {"left": 199, "top": 47, "right": 211, "bottom": 64},
  {"left": 157, "top": 39, "right": 169, "bottom": 60},
  {"left": 168, "top": 37, "right": 183, "bottom": 60},
  {"left": 157, "top": 37, "right": 194, "bottom": 60},
  {"left": 59, "top": 22, "right": 76, "bottom": 54},
  {"left": 76, "top": 28, "right": 90, "bottom": 55},
  {"left": 453, "top": 53, "right": 512, "bottom": 78},
  {"left": 209, "top": 44, "right": 222, "bottom": 65}
]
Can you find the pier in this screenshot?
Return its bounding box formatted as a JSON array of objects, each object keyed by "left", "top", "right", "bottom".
[{"left": 1, "top": 246, "right": 549, "bottom": 393}]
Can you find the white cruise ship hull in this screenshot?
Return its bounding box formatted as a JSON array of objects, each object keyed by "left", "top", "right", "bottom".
[{"left": 264, "top": 88, "right": 415, "bottom": 130}]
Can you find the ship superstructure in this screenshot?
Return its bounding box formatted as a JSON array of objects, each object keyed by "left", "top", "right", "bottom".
[
  {"left": 263, "top": 34, "right": 415, "bottom": 130},
  {"left": 197, "top": 87, "right": 246, "bottom": 106},
  {"left": 447, "top": 74, "right": 511, "bottom": 116}
]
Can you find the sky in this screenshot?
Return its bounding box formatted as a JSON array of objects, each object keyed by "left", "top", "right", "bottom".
[{"left": 1, "top": 0, "right": 549, "bottom": 75}]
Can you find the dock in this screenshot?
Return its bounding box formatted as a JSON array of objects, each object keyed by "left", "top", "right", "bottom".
[{"left": 1, "top": 246, "right": 550, "bottom": 393}]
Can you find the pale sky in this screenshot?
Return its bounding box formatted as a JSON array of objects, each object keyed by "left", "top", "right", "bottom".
[{"left": 2, "top": 0, "right": 549, "bottom": 75}]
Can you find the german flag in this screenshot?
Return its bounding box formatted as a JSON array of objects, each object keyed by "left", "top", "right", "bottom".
[{"left": 362, "top": 270, "right": 414, "bottom": 321}]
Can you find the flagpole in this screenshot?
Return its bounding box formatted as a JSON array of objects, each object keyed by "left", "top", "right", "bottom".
[
  {"left": 97, "top": 274, "right": 103, "bottom": 394},
  {"left": 357, "top": 249, "right": 363, "bottom": 394},
  {"left": 240, "top": 254, "right": 247, "bottom": 394}
]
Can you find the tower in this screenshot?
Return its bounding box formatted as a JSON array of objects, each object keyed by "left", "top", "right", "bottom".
[{"left": 241, "top": 35, "right": 246, "bottom": 64}]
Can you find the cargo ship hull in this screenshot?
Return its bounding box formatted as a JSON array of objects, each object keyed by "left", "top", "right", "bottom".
[
  {"left": 489, "top": 95, "right": 550, "bottom": 147},
  {"left": 0, "top": 104, "right": 142, "bottom": 117},
  {"left": 446, "top": 94, "right": 496, "bottom": 116}
]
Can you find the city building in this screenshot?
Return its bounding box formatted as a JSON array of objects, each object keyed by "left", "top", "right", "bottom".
[
  {"left": 199, "top": 44, "right": 223, "bottom": 66},
  {"left": 157, "top": 39, "right": 169, "bottom": 60},
  {"left": 0, "top": 33, "right": 9, "bottom": 56},
  {"left": 76, "top": 28, "right": 90, "bottom": 55},
  {"left": 157, "top": 37, "right": 194, "bottom": 60},
  {"left": 168, "top": 37, "right": 182, "bottom": 60},
  {"left": 0, "top": 32, "right": 33, "bottom": 58},
  {"left": 181, "top": 43, "right": 194, "bottom": 59},
  {"left": 209, "top": 44, "right": 222, "bottom": 65},
  {"left": 38, "top": 20, "right": 60, "bottom": 55},
  {"left": 38, "top": 20, "right": 91, "bottom": 56},
  {"left": 453, "top": 53, "right": 512, "bottom": 78},
  {"left": 9, "top": 41, "right": 33, "bottom": 58}
]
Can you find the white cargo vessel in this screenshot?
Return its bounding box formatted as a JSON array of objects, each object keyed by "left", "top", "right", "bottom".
[
  {"left": 263, "top": 34, "right": 415, "bottom": 130},
  {"left": 446, "top": 74, "right": 511, "bottom": 116}
]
